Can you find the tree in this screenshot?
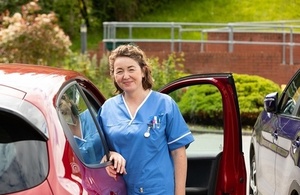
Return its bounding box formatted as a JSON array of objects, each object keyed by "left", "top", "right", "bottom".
[
  {"left": 0, "top": 0, "right": 30, "bottom": 13},
  {"left": 0, "top": 0, "right": 71, "bottom": 66}
]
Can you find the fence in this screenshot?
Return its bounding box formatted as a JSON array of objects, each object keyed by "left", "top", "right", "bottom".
[{"left": 103, "top": 20, "right": 300, "bottom": 65}]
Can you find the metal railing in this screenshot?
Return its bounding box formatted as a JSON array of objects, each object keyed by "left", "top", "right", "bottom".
[{"left": 103, "top": 21, "right": 300, "bottom": 65}]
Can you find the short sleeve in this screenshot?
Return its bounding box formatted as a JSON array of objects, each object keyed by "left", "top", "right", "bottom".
[{"left": 165, "top": 98, "right": 194, "bottom": 151}]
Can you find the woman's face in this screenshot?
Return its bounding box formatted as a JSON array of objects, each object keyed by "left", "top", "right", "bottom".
[
  {"left": 59, "top": 95, "right": 74, "bottom": 124},
  {"left": 59, "top": 94, "right": 72, "bottom": 114},
  {"left": 113, "top": 56, "right": 145, "bottom": 94}
]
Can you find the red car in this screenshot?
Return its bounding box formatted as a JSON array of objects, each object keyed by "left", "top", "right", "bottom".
[{"left": 0, "top": 64, "right": 246, "bottom": 195}]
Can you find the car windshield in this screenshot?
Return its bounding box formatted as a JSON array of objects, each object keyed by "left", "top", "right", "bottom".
[{"left": 0, "top": 109, "right": 48, "bottom": 195}]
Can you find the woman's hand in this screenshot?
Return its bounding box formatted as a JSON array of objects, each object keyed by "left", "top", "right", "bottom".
[
  {"left": 101, "top": 151, "right": 127, "bottom": 180},
  {"left": 109, "top": 151, "right": 127, "bottom": 174}
]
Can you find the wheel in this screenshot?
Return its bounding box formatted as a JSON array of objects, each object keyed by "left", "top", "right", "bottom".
[{"left": 249, "top": 154, "right": 258, "bottom": 195}]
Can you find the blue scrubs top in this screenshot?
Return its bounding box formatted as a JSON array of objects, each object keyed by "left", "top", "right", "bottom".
[
  {"left": 75, "top": 110, "right": 104, "bottom": 164},
  {"left": 98, "top": 91, "right": 194, "bottom": 195}
]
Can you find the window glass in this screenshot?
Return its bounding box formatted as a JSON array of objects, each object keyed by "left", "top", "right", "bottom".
[
  {"left": 279, "top": 74, "right": 300, "bottom": 116},
  {"left": 168, "top": 84, "right": 224, "bottom": 157},
  {"left": 58, "top": 84, "right": 105, "bottom": 165},
  {"left": 0, "top": 111, "right": 48, "bottom": 195}
]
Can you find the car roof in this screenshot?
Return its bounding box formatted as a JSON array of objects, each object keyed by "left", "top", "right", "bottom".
[
  {"left": 0, "top": 64, "right": 82, "bottom": 140},
  {"left": 0, "top": 63, "right": 86, "bottom": 104},
  {"left": 0, "top": 63, "right": 83, "bottom": 94},
  {"left": 0, "top": 63, "right": 85, "bottom": 134}
]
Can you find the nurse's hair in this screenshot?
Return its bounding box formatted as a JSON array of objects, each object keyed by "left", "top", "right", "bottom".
[{"left": 108, "top": 44, "right": 154, "bottom": 94}]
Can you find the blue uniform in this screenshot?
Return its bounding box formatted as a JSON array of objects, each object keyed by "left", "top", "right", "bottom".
[
  {"left": 98, "top": 90, "right": 194, "bottom": 195},
  {"left": 75, "top": 110, "right": 104, "bottom": 164}
]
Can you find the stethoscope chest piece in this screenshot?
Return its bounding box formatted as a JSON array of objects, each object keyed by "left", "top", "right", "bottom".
[
  {"left": 144, "top": 132, "right": 150, "bottom": 138},
  {"left": 144, "top": 124, "right": 152, "bottom": 138}
]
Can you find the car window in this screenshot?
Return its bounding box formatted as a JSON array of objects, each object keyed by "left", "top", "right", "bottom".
[
  {"left": 168, "top": 84, "right": 224, "bottom": 157},
  {"left": 58, "top": 84, "right": 106, "bottom": 165},
  {"left": 279, "top": 73, "right": 300, "bottom": 116},
  {"left": 0, "top": 109, "right": 48, "bottom": 195}
]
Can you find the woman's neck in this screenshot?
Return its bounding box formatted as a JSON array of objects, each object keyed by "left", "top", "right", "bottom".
[
  {"left": 123, "top": 89, "right": 150, "bottom": 104},
  {"left": 123, "top": 89, "right": 151, "bottom": 117}
]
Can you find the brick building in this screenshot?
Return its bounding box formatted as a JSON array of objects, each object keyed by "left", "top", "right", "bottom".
[{"left": 98, "top": 31, "right": 300, "bottom": 86}]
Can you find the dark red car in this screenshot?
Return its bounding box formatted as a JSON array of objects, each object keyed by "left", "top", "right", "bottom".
[{"left": 0, "top": 64, "right": 246, "bottom": 195}]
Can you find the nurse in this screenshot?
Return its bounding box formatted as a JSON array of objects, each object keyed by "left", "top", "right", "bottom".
[{"left": 97, "top": 44, "right": 194, "bottom": 195}]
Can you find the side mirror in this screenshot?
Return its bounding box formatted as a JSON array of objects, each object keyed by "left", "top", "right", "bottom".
[{"left": 264, "top": 92, "right": 278, "bottom": 113}]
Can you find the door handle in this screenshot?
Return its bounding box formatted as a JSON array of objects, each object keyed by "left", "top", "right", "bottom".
[
  {"left": 292, "top": 138, "right": 300, "bottom": 154},
  {"left": 272, "top": 130, "right": 278, "bottom": 141}
]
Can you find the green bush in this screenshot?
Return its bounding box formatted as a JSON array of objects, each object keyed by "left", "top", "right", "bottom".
[
  {"left": 177, "top": 73, "right": 282, "bottom": 127},
  {"left": 150, "top": 52, "right": 188, "bottom": 90},
  {"left": 178, "top": 84, "right": 223, "bottom": 125},
  {"left": 234, "top": 73, "right": 282, "bottom": 126},
  {"left": 61, "top": 52, "right": 116, "bottom": 98}
]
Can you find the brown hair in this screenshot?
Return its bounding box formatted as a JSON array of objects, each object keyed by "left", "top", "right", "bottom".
[{"left": 108, "top": 44, "right": 153, "bottom": 94}]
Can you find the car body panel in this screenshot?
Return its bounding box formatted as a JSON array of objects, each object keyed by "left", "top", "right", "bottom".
[
  {"left": 275, "top": 115, "right": 300, "bottom": 195},
  {"left": 250, "top": 68, "right": 300, "bottom": 195},
  {"left": 252, "top": 112, "right": 277, "bottom": 194},
  {"left": 255, "top": 110, "right": 280, "bottom": 194}
]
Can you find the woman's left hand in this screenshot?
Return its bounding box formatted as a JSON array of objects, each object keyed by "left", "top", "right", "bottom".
[
  {"left": 101, "top": 151, "right": 127, "bottom": 180},
  {"left": 109, "top": 151, "right": 127, "bottom": 174}
]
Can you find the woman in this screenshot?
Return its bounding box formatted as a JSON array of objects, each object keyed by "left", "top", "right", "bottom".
[{"left": 97, "top": 44, "right": 194, "bottom": 194}]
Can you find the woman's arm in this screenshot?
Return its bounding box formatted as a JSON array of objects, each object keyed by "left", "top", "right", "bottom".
[{"left": 171, "top": 146, "right": 187, "bottom": 195}]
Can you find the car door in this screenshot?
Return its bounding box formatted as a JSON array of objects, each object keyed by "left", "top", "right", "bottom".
[
  {"left": 158, "top": 73, "right": 247, "bottom": 195},
  {"left": 253, "top": 104, "right": 278, "bottom": 194},
  {"left": 56, "top": 81, "right": 127, "bottom": 195},
  {"left": 274, "top": 71, "right": 300, "bottom": 195}
]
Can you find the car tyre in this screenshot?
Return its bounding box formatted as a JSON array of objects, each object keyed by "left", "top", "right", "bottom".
[{"left": 249, "top": 154, "right": 258, "bottom": 195}]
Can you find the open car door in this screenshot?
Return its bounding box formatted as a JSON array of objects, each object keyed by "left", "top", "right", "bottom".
[{"left": 159, "top": 73, "right": 246, "bottom": 195}]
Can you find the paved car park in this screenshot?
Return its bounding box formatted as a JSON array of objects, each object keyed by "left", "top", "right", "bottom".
[
  {"left": 187, "top": 133, "right": 251, "bottom": 194},
  {"left": 187, "top": 134, "right": 251, "bottom": 168}
]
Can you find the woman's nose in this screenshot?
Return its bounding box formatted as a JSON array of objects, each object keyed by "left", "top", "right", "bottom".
[{"left": 123, "top": 71, "right": 130, "bottom": 78}]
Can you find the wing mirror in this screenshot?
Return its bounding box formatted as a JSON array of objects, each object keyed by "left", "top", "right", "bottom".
[{"left": 264, "top": 92, "right": 278, "bottom": 113}]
